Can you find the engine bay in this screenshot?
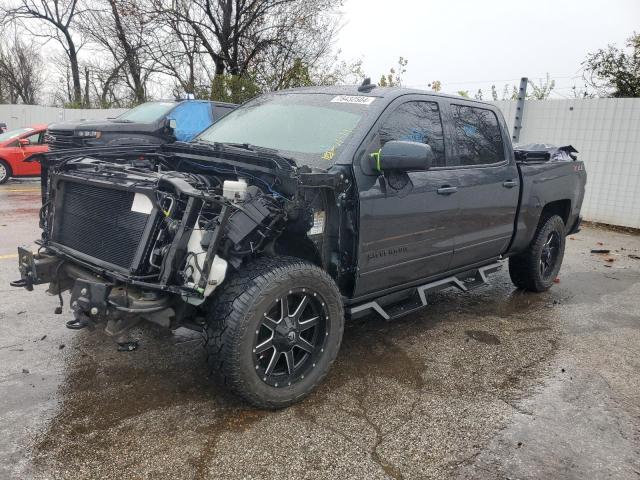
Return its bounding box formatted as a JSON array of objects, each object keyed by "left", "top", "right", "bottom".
[{"left": 16, "top": 145, "right": 356, "bottom": 343}]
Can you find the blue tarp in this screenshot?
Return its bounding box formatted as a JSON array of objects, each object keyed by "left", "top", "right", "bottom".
[{"left": 168, "top": 101, "right": 214, "bottom": 142}]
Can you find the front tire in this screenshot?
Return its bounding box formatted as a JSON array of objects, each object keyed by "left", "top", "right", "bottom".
[
  {"left": 0, "top": 160, "right": 11, "bottom": 184},
  {"left": 509, "top": 214, "right": 566, "bottom": 292},
  {"left": 205, "top": 256, "right": 344, "bottom": 409}
]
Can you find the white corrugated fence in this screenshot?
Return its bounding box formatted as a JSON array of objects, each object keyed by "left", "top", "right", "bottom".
[
  {"left": 0, "top": 105, "right": 127, "bottom": 130},
  {"left": 492, "top": 98, "right": 640, "bottom": 229}
]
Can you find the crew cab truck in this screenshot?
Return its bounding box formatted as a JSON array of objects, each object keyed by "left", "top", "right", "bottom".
[
  {"left": 46, "top": 100, "right": 236, "bottom": 149},
  {"left": 13, "top": 84, "right": 586, "bottom": 408}
]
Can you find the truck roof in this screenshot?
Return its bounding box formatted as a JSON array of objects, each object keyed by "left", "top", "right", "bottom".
[{"left": 271, "top": 84, "right": 496, "bottom": 108}]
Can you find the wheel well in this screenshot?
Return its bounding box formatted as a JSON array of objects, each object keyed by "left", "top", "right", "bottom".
[
  {"left": 273, "top": 234, "right": 322, "bottom": 267},
  {"left": 540, "top": 199, "right": 571, "bottom": 225},
  {"left": 0, "top": 157, "right": 12, "bottom": 175}
]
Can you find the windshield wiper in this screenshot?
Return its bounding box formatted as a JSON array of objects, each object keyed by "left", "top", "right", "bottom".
[
  {"left": 222, "top": 142, "right": 280, "bottom": 155},
  {"left": 191, "top": 140, "right": 275, "bottom": 153}
]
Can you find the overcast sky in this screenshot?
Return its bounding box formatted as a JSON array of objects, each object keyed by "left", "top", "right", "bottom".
[{"left": 336, "top": 0, "right": 639, "bottom": 98}]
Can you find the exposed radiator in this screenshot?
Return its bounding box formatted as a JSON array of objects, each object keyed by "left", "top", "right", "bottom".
[{"left": 51, "top": 181, "right": 151, "bottom": 271}]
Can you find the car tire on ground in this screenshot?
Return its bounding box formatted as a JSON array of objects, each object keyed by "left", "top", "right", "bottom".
[
  {"left": 205, "top": 255, "right": 344, "bottom": 409},
  {"left": 508, "top": 214, "right": 567, "bottom": 292},
  {"left": 0, "top": 160, "right": 11, "bottom": 184}
]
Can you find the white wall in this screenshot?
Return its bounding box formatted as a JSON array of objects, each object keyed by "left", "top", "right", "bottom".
[
  {"left": 491, "top": 98, "right": 640, "bottom": 229},
  {"left": 0, "top": 105, "right": 127, "bottom": 130}
]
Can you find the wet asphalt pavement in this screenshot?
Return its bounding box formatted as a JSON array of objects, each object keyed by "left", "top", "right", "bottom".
[{"left": 1, "top": 178, "right": 639, "bottom": 479}]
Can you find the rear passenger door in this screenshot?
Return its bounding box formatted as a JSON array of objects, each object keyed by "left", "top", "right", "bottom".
[
  {"left": 445, "top": 103, "right": 519, "bottom": 269},
  {"left": 354, "top": 96, "right": 461, "bottom": 296}
]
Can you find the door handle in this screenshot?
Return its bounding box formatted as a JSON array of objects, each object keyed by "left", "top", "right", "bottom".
[
  {"left": 437, "top": 186, "right": 458, "bottom": 195},
  {"left": 502, "top": 180, "right": 518, "bottom": 188}
]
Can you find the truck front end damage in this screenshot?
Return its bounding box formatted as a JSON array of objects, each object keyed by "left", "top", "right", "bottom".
[{"left": 13, "top": 147, "right": 350, "bottom": 348}]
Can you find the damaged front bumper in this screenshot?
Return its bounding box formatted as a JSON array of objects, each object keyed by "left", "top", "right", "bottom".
[{"left": 12, "top": 248, "right": 175, "bottom": 342}]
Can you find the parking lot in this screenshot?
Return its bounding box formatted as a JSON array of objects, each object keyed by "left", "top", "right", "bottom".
[{"left": 1, "top": 178, "right": 639, "bottom": 479}]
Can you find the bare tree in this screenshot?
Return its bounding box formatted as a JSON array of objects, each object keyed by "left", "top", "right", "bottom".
[
  {"left": 147, "top": 11, "right": 207, "bottom": 97},
  {"left": 152, "top": 0, "right": 343, "bottom": 89},
  {"left": 0, "top": 31, "right": 44, "bottom": 104},
  {"left": 80, "top": 0, "right": 156, "bottom": 104},
  {"left": 250, "top": 4, "right": 342, "bottom": 91},
  {"left": 1, "top": 0, "right": 85, "bottom": 105}
]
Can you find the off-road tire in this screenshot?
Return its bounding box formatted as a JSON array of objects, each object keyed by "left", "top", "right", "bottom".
[
  {"left": 509, "top": 214, "right": 566, "bottom": 292},
  {"left": 0, "top": 160, "right": 11, "bottom": 184},
  {"left": 205, "top": 256, "right": 344, "bottom": 409}
]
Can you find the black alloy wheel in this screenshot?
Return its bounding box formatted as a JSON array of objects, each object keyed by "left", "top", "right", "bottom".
[
  {"left": 253, "top": 289, "right": 328, "bottom": 387},
  {"left": 205, "top": 256, "right": 344, "bottom": 409},
  {"left": 508, "top": 214, "right": 567, "bottom": 292},
  {"left": 539, "top": 230, "right": 561, "bottom": 279}
]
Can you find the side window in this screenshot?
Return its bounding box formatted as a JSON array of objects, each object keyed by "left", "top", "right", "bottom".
[
  {"left": 213, "top": 105, "right": 233, "bottom": 122},
  {"left": 26, "top": 132, "right": 43, "bottom": 145},
  {"left": 450, "top": 105, "right": 505, "bottom": 166},
  {"left": 378, "top": 101, "right": 446, "bottom": 167}
]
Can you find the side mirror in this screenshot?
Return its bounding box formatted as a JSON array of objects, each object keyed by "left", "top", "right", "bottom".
[
  {"left": 370, "top": 140, "right": 433, "bottom": 173},
  {"left": 167, "top": 118, "right": 177, "bottom": 130},
  {"left": 18, "top": 138, "right": 30, "bottom": 147}
]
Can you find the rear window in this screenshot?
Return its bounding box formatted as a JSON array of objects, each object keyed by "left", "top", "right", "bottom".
[{"left": 450, "top": 105, "right": 505, "bottom": 166}]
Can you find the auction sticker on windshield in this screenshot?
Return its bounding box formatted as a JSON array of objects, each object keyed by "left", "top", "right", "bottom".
[{"left": 330, "top": 95, "right": 375, "bottom": 105}]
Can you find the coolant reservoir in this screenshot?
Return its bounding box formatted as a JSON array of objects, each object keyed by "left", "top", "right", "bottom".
[{"left": 223, "top": 179, "right": 247, "bottom": 202}]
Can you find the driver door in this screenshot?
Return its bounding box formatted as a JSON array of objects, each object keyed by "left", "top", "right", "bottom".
[
  {"left": 19, "top": 131, "right": 47, "bottom": 175},
  {"left": 353, "top": 97, "right": 459, "bottom": 297}
]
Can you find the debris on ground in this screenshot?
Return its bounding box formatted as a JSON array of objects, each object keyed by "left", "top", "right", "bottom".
[
  {"left": 58, "top": 344, "right": 65, "bottom": 350},
  {"left": 22, "top": 368, "right": 29, "bottom": 374},
  {"left": 591, "top": 249, "right": 610, "bottom": 254},
  {"left": 117, "top": 341, "right": 139, "bottom": 352},
  {"left": 629, "top": 254, "right": 640, "bottom": 260},
  {"left": 40, "top": 335, "right": 47, "bottom": 341}
]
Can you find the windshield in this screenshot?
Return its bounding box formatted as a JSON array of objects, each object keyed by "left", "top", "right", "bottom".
[
  {"left": 115, "top": 102, "right": 176, "bottom": 123},
  {"left": 196, "top": 93, "right": 374, "bottom": 168},
  {"left": 0, "top": 127, "right": 33, "bottom": 142}
]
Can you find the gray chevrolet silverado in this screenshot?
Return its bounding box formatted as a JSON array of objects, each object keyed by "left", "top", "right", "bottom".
[{"left": 13, "top": 83, "right": 586, "bottom": 408}]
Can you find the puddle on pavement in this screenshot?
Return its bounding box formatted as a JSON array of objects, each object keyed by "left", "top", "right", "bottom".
[{"left": 29, "top": 274, "right": 563, "bottom": 478}]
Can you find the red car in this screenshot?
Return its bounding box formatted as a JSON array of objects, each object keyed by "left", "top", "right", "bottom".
[{"left": 0, "top": 124, "right": 49, "bottom": 184}]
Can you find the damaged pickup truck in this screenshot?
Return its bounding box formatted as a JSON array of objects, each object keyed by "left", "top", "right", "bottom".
[{"left": 13, "top": 84, "right": 586, "bottom": 408}]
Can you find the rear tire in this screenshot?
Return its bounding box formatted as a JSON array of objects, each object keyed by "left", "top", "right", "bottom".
[
  {"left": 509, "top": 214, "right": 566, "bottom": 292},
  {"left": 0, "top": 160, "right": 11, "bottom": 184},
  {"left": 205, "top": 256, "right": 344, "bottom": 409}
]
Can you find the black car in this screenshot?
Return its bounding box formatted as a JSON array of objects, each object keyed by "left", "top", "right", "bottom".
[
  {"left": 46, "top": 100, "right": 236, "bottom": 149},
  {"left": 14, "top": 83, "right": 586, "bottom": 408}
]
